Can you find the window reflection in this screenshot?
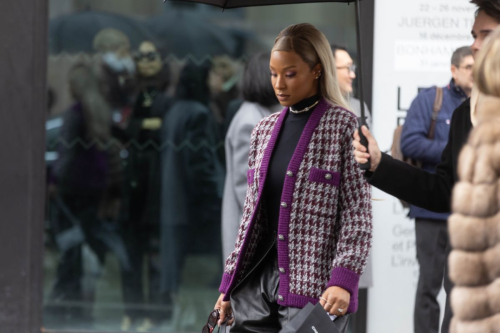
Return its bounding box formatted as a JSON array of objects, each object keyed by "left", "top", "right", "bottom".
[{"left": 44, "top": 1, "right": 357, "bottom": 331}]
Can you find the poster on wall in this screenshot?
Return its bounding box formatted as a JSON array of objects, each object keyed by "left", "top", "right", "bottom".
[{"left": 368, "top": 0, "right": 475, "bottom": 332}]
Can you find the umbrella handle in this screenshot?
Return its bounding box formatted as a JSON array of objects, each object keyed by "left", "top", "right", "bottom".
[
  {"left": 358, "top": 122, "right": 371, "bottom": 171},
  {"left": 354, "top": 0, "right": 370, "bottom": 171}
]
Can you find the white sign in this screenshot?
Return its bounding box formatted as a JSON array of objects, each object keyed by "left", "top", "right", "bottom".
[{"left": 368, "top": 0, "right": 475, "bottom": 332}]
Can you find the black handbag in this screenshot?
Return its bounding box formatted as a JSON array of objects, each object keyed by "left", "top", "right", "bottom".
[{"left": 280, "top": 303, "right": 341, "bottom": 333}]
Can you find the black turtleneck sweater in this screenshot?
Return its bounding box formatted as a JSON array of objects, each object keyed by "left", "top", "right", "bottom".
[{"left": 263, "top": 94, "right": 320, "bottom": 235}]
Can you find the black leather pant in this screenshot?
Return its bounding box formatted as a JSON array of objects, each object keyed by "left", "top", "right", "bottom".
[{"left": 229, "top": 243, "right": 350, "bottom": 333}]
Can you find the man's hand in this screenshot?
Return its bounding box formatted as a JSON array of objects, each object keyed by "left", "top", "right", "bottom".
[
  {"left": 319, "top": 286, "right": 350, "bottom": 317},
  {"left": 352, "top": 125, "right": 382, "bottom": 172}
]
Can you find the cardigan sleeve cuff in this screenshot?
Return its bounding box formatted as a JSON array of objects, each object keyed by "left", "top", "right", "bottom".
[
  {"left": 219, "top": 272, "right": 233, "bottom": 300},
  {"left": 327, "top": 267, "right": 360, "bottom": 295},
  {"left": 327, "top": 267, "right": 360, "bottom": 313}
]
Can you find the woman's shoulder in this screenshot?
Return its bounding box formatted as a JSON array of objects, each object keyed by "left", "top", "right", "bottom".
[
  {"left": 254, "top": 107, "right": 283, "bottom": 129},
  {"left": 325, "top": 103, "right": 358, "bottom": 127}
]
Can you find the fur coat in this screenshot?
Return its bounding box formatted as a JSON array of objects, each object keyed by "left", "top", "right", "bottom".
[{"left": 448, "top": 96, "right": 500, "bottom": 332}]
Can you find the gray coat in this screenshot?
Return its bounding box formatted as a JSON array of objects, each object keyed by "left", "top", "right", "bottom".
[{"left": 221, "top": 102, "right": 281, "bottom": 261}]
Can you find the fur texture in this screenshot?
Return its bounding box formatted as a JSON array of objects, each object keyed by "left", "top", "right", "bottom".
[
  {"left": 450, "top": 97, "right": 500, "bottom": 332},
  {"left": 452, "top": 181, "right": 498, "bottom": 217},
  {"left": 451, "top": 312, "right": 500, "bottom": 333},
  {"left": 448, "top": 212, "right": 500, "bottom": 251},
  {"left": 452, "top": 279, "right": 500, "bottom": 321}
]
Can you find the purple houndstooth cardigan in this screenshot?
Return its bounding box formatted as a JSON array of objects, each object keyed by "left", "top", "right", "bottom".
[{"left": 219, "top": 98, "right": 372, "bottom": 313}]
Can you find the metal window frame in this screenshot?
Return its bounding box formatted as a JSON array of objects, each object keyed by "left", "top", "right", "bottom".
[
  {"left": 0, "top": 0, "right": 48, "bottom": 332},
  {"left": 0, "top": 0, "right": 374, "bottom": 332}
]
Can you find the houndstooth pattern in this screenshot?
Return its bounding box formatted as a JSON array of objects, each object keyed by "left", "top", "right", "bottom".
[
  {"left": 224, "top": 113, "right": 280, "bottom": 274},
  {"left": 223, "top": 107, "right": 372, "bottom": 299}
]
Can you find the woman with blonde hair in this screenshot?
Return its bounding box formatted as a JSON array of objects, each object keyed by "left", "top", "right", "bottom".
[
  {"left": 210, "top": 23, "right": 372, "bottom": 333},
  {"left": 447, "top": 26, "right": 500, "bottom": 332}
]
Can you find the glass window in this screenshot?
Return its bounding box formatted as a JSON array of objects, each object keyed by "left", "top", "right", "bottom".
[{"left": 43, "top": 1, "right": 357, "bottom": 331}]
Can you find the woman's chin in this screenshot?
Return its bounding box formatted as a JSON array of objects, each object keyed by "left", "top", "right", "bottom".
[{"left": 278, "top": 101, "right": 293, "bottom": 107}]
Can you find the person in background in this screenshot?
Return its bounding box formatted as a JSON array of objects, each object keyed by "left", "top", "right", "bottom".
[
  {"left": 352, "top": 1, "right": 500, "bottom": 331},
  {"left": 208, "top": 55, "right": 241, "bottom": 167},
  {"left": 159, "top": 60, "right": 224, "bottom": 316},
  {"left": 48, "top": 63, "right": 114, "bottom": 328},
  {"left": 119, "top": 40, "right": 171, "bottom": 332},
  {"left": 215, "top": 23, "right": 372, "bottom": 333},
  {"left": 221, "top": 52, "right": 281, "bottom": 262},
  {"left": 331, "top": 44, "right": 371, "bottom": 127},
  {"left": 331, "top": 45, "right": 373, "bottom": 333},
  {"left": 400, "top": 46, "right": 472, "bottom": 333},
  {"left": 209, "top": 55, "right": 240, "bottom": 125},
  {"left": 447, "top": 25, "right": 500, "bottom": 333},
  {"left": 92, "top": 28, "right": 136, "bottom": 128}
]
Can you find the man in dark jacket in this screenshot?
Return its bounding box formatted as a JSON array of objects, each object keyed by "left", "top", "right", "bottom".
[
  {"left": 352, "top": 1, "right": 500, "bottom": 332},
  {"left": 400, "top": 46, "right": 472, "bottom": 333}
]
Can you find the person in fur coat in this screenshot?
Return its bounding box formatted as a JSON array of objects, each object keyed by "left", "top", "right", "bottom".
[{"left": 448, "top": 26, "right": 500, "bottom": 333}]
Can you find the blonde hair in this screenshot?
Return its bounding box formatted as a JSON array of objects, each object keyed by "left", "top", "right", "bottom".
[
  {"left": 93, "top": 28, "right": 130, "bottom": 54},
  {"left": 272, "top": 23, "right": 349, "bottom": 110},
  {"left": 475, "top": 26, "right": 500, "bottom": 97}
]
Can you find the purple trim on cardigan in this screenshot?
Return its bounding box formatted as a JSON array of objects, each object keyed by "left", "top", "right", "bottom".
[
  {"left": 327, "top": 267, "right": 360, "bottom": 313},
  {"left": 278, "top": 292, "right": 358, "bottom": 314},
  {"left": 276, "top": 98, "right": 331, "bottom": 307},
  {"left": 308, "top": 168, "right": 341, "bottom": 186},
  {"left": 219, "top": 272, "right": 232, "bottom": 295},
  {"left": 247, "top": 169, "right": 255, "bottom": 185},
  {"left": 221, "top": 109, "right": 288, "bottom": 302}
]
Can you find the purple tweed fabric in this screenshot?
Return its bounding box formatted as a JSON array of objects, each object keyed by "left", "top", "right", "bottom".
[{"left": 219, "top": 98, "right": 372, "bottom": 313}]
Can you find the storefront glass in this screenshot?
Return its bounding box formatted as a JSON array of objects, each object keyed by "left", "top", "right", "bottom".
[{"left": 43, "top": 1, "right": 357, "bottom": 331}]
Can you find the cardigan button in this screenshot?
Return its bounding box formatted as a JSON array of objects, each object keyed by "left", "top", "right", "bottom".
[
  {"left": 278, "top": 295, "right": 284, "bottom": 301},
  {"left": 325, "top": 173, "right": 332, "bottom": 180},
  {"left": 281, "top": 202, "right": 288, "bottom": 208},
  {"left": 286, "top": 170, "right": 293, "bottom": 177},
  {"left": 278, "top": 234, "right": 285, "bottom": 241},
  {"left": 279, "top": 267, "right": 285, "bottom": 273}
]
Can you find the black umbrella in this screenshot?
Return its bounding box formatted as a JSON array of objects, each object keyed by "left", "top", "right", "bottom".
[
  {"left": 165, "top": 0, "right": 371, "bottom": 169},
  {"left": 49, "top": 10, "right": 159, "bottom": 54},
  {"left": 144, "top": 10, "right": 241, "bottom": 59}
]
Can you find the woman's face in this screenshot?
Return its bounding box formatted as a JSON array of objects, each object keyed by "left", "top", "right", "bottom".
[
  {"left": 136, "top": 41, "right": 162, "bottom": 78},
  {"left": 270, "top": 51, "right": 321, "bottom": 107}
]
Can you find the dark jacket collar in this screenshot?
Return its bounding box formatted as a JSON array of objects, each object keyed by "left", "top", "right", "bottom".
[{"left": 448, "top": 79, "right": 468, "bottom": 100}]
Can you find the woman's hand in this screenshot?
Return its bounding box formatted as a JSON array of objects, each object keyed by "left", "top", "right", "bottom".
[
  {"left": 215, "top": 293, "right": 234, "bottom": 326},
  {"left": 319, "top": 286, "right": 350, "bottom": 317},
  {"left": 352, "top": 125, "right": 382, "bottom": 172}
]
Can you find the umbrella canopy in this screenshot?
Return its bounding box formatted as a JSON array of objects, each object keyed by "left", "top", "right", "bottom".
[
  {"left": 49, "top": 10, "right": 158, "bottom": 54},
  {"left": 144, "top": 10, "right": 243, "bottom": 59},
  {"left": 167, "top": 0, "right": 357, "bottom": 8}
]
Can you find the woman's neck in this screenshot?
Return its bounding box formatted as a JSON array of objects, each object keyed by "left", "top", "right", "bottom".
[{"left": 291, "top": 94, "right": 320, "bottom": 111}]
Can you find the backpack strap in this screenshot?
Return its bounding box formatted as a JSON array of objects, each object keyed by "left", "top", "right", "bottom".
[{"left": 427, "top": 87, "right": 443, "bottom": 140}]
